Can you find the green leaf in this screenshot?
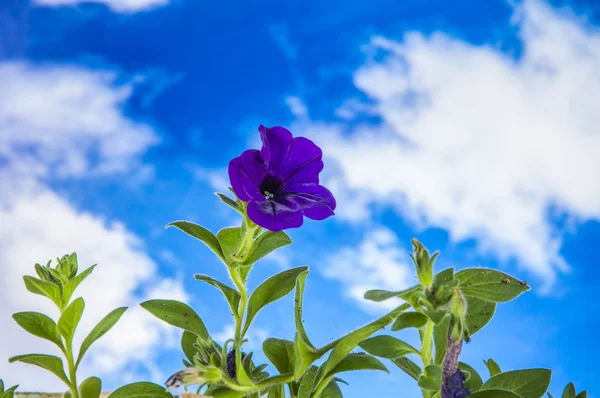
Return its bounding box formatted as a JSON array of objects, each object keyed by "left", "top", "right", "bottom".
[
  {"left": 58, "top": 298, "right": 85, "bottom": 343},
  {"left": 12, "top": 312, "right": 64, "bottom": 350},
  {"left": 79, "top": 376, "right": 101, "bottom": 398},
  {"left": 9, "top": 354, "right": 69, "bottom": 385},
  {"left": 77, "top": 307, "right": 127, "bottom": 367},
  {"left": 243, "top": 266, "right": 308, "bottom": 334},
  {"left": 456, "top": 268, "right": 530, "bottom": 302},
  {"left": 418, "top": 364, "right": 442, "bottom": 391},
  {"left": 0, "top": 379, "right": 4, "bottom": 393},
  {"left": 203, "top": 385, "right": 245, "bottom": 398},
  {"left": 63, "top": 265, "right": 96, "bottom": 305},
  {"left": 562, "top": 383, "right": 576, "bottom": 398},
  {"left": 216, "top": 227, "right": 243, "bottom": 260},
  {"left": 235, "top": 350, "right": 254, "bottom": 387},
  {"left": 215, "top": 192, "right": 244, "bottom": 214},
  {"left": 358, "top": 335, "right": 419, "bottom": 359},
  {"left": 320, "top": 304, "right": 407, "bottom": 379},
  {"left": 433, "top": 316, "right": 450, "bottom": 365},
  {"left": 481, "top": 369, "right": 552, "bottom": 398},
  {"left": 483, "top": 358, "right": 502, "bottom": 378},
  {"left": 245, "top": 231, "right": 292, "bottom": 265},
  {"left": 392, "top": 312, "right": 428, "bottom": 331},
  {"left": 167, "top": 221, "right": 224, "bottom": 261},
  {"left": 23, "top": 276, "right": 64, "bottom": 309},
  {"left": 297, "top": 366, "right": 318, "bottom": 398},
  {"left": 331, "top": 353, "right": 388, "bottom": 374},
  {"left": 391, "top": 357, "right": 421, "bottom": 381},
  {"left": 465, "top": 296, "right": 496, "bottom": 336},
  {"left": 294, "top": 270, "right": 315, "bottom": 350},
  {"left": 469, "top": 390, "right": 524, "bottom": 398},
  {"left": 263, "top": 338, "right": 295, "bottom": 375},
  {"left": 267, "top": 384, "right": 285, "bottom": 398},
  {"left": 576, "top": 391, "right": 588, "bottom": 398},
  {"left": 321, "top": 380, "right": 343, "bottom": 398},
  {"left": 107, "top": 382, "right": 172, "bottom": 398},
  {"left": 548, "top": 393, "right": 554, "bottom": 398},
  {"left": 459, "top": 362, "right": 484, "bottom": 392},
  {"left": 194, "top": 274, "right": 241, "bottom": 315},
  {"left": 141, "top": 299, "right": 208, "bottom": 338},
  {"left": 364, "top": 286, "right": 419, "bottom": 302},
  {"left": 181, "top": 331, "right": 199, "bottom": 364}
]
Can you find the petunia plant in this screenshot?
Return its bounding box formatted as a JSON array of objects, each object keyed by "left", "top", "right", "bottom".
[{"left": 6, "top": 125, "right": 588, "bottom": 398}]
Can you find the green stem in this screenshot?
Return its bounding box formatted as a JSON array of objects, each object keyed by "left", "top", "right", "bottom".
[
  {"left": 420, "top": 320, "right": 434, "bottom": 398},
  {"left": 65, "top": 340, "right": 79, "bottom": 398}
]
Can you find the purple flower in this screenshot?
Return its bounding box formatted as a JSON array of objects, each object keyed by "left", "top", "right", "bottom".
[
  {"left": 228, "top": 125, "right": 336, "bottom": 231},
  {"left": 442, "top": 370, "right": 471, "bottom": 398}
]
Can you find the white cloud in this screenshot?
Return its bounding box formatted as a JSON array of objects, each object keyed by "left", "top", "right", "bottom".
[
  {"left": 299, "top": 0, "right": 600, "bottom": 290},
  {"left": 321, "top": 228, "right": 414, "bottom": 313},
  {"left": 0, "top": 62, "right": 187, "bottom": 390},
  {"left": 285, "top": 96, "right": 308, "bottom": 118},
  {"left": 34, "top": 0, "right": 169, "bottom": 13},
  {"left": 0, "top": 62, "right": 159, "bottom": 181}
]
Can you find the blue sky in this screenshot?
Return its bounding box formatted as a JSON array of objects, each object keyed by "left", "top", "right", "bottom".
[{"left": 0, "top": 0, "right": 599, "bottom": 396}]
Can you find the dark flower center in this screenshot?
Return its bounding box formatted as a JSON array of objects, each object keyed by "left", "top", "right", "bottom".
[{"left": 259, "top": 174, "right": 283, "bottom": 199}]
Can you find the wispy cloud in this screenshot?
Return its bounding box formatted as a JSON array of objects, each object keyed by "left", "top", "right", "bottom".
[
  {"left": 321, "top": 228, "right": 414, "bottom": 313},
  {"left": 296, "top": 0, "right": 600, "bottom": 290},
  {"left": 0, "top": 61, "right": 186, "bottom": 389}
]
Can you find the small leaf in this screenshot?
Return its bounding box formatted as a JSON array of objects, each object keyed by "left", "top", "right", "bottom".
[
  {"left": 215, "top": 192, "right": 244, "bottom": 214},
  {"left": 141, "top": 300, "right": 208, "bottom": 338},
  {"left": 245, "top": 231, "right": 292, "bottom": 265},
  {"left": 418, "top": 364, "right": 442, "bottom": 391},
  {"left": 483, "top": 358, "right": 502, "bottom": 378},
  {"left": 321, "top": 380, "right": 343, "bottom": 398},
  {"left": 294, "top": 270, "right": 315, "bottom": 350},
  {"left": 459, "top": 362, "right": 484, "bottom": 392},
  {"left": 465, "top": 296, "right": 496, "bottom": 336},
  {"left": 9, "top": 354, "right": 69, "bottom": 385},
  {"left": 358, "top": 335, "right": 419, "bottom": 359},
  {"left": 297, "top": 366, "right": 318, "bottom": 398},
  {"left": 23, "top": 276, "right": 63, "bottom": 309},
  {"left": 107, "top": 382, "right": 172, "bottom": 398},
  {"left": 216, "top": 227, "right": 243, "bottom": 260},
  {"left": 391, "top": 357, "right": 421, "bottom": 381},
  {"left": 562, "top": 383, "right": 576, "bottom": 398},
  {"left": 58, "top": 298, "right": 85, "bottom": 343},
  {"left": 167, "top": 221, "right": 224, "bottom": 261},
  {"left": 267, "top": 384, "right": 285, "bottom": 398},
  {"left": 235, "top": 350, "right": 254, "bottom": 387},
  {"left": 77, "top": 307, "right": 127, "bottom": 367},
  {"left": 433, "top": 316, "right": 450, "bottom": 365},
  {"left": 469, "top": 390, "right": 523, "bottom": 398},
  {"left": 364, "top": 286, "right": 419, "bottom": 302},
  {"left": 12, "top": 312, "right": 64, "bottom": 350},
  {"left": 481, "top": 368, "right": 552, "bottom": 398},
  {"left": 294, "top": 332, "right": 320, "bottom": 380},
  {"left": 79, "top": 376, "right": 101, "bottom": 398},
  {"left": 392, "top": 312, "right": 428, "bottom": 331},
  {"left": 181, "top": 331, "right": 199, "bottom": 364},
  {"left": 194, "top": 275, "right": 241, "bottom": 315},
  {"left": 243, "top": 266, "right": 308, "bottom": 334},
  {"left": 331, "top": 353, "right": 388, "bottom": 374},
  {"left": 576, "top": 391, "right": 588, "bottom": 398},
  {"left": 456, "top": 268, "right": 530, "bottom": 302},
  {"left": 63, "top": 265, "right": 96, "bottom": 305},
  {"left": 263, "top": 338, "right": 295, "bottom": 375}
]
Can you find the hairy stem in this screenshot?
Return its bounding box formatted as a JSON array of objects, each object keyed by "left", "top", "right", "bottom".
[
  {"left": 65, "top": 340, "right": 79, "bottom": 398},
  {"left": 420, "top": 320, "right": 434, "bottom": 398}
]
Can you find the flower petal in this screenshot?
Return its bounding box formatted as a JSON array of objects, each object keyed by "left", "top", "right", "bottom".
[
  {"left": 283, "top": 184, "right": 336, "bottom": 221},
  {"left": 247, "top": 197, "right": 304, "bottom": 231},
  {"left": 259, "top": 125, "right": 293, "bottom": 173},
  {"left": 277, "top": 137, "right": 324, "bottom": 187},
  {"left": 228, "top": 149, "right": 267, "bottom": 202}
]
